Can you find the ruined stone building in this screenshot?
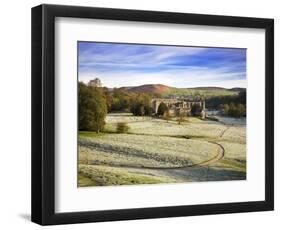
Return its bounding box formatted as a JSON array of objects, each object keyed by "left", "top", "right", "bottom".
[{"left": 151, "top": 98, "right": 206, "bottom": 119}]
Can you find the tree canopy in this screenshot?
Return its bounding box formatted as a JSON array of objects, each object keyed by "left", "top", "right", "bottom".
[
  {"left": 220, "top": 103, "right": 246, "bottom": 117},
  {"left": 157, "top": 102, "right": 168, "bottom": 116},
  {"left": 130, "top": 93, "right": 153, "bottom": 116},
  {"left": 191, "top": 103, "right": 202, "bottom": 116},
  {"left": 79, "top": 82, "right": 107, "bottom": 133}
]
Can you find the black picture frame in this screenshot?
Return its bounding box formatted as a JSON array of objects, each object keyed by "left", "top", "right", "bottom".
[{"left": 31, "top": 4, "right": 274, "bottom": 225}]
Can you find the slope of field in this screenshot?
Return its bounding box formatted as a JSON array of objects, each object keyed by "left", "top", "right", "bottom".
[
  {"left": 78, "top": 113, "right": 246, "bottom": 186},
  {"left": 79, "top": 134, "right": 219, "bottom": 168}
]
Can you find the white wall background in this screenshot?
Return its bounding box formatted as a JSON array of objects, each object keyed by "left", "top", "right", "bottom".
[{"left": 0, "top": 0, "right": 279, "bottom": 229}]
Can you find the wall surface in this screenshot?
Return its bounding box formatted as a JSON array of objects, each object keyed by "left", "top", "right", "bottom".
[{"left": 0, "top": 0, "right": 279, "bottom": 229}]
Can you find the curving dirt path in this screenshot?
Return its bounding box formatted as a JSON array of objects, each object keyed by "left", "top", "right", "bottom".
[
  {"left": 190, "top": 141, "right": 225, "bottom": 167},
  {"left": 219, "top": 126, "right": 231, "bottom": 138},
  {"left": 136, "top": 140, "right": 224, "bottom": 170}
]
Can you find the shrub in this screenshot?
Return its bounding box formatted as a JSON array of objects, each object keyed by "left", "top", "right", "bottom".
[{"left": 117, "top": 122, "right": 129, "bottom": 133}]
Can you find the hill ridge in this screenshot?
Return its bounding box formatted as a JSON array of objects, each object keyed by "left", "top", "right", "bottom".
[{"left": 119, "top": 84, "right": 245, "bottom": 95}]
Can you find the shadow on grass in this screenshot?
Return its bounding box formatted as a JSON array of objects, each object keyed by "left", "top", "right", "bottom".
[{"left": 161, "top": 166, "right": 246, "bottom": 182}]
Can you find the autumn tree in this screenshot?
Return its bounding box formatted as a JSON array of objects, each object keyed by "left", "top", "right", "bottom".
[
  {"left": 191, "top": 103, "right": 202, "bottom": 116},
  {"left": 79, "top": 82, "right": 107, "bottom": 133},
  {"left": 163, "top": 110, "right": 171, "bottom": 122},
  {"left": 130, "top": 93, "right": 153, "bottom": 116},
  {"left": 223, "top": 104, "right": 230, "bottom": 115},
  {"left": 177, "top": 111, "right": 186, "bottom": 125},
  {"left": 157, "top": 102, "right": 168, "bottom": 116},
  {"left": 236, "top": 103, "right": 246, "bottom": 117},
  {"left": 223, "top": 103, "right": 246, "bottom": 117},
  {"left": 111, "top": 88, "right": 130, "bottom": 111}
]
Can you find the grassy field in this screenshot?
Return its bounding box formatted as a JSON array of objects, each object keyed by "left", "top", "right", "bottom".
[{"left": 78, "top": 113, "right": 246, "bottom": 187}]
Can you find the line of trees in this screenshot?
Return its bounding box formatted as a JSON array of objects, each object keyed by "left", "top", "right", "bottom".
[
  {"left": 107, "top": 88, "right": 154, "bottom": 116},
  {"left": 130, "top": 93, "right": 153, "bottom": 116},
  {"left": 206, "top": 91, "right": 246, "bottom": 110},
  {"left": 108, "top": 89, "right": 130, "bottom": 112},
  {"left": 219, "top": 103, "right": 246, "bottom": 117}
]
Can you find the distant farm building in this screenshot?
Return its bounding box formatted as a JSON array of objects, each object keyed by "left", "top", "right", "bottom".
[{"left": 151, "top": 98, "right": 206, "bottom": 118}]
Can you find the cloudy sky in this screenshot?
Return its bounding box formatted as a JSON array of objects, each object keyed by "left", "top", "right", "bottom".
[{"left": 78, "top": 42, "right": 246, "bottom": 89}]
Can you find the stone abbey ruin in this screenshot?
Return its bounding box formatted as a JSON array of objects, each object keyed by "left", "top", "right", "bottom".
[{"left": 151, "top": 98, "right": 206, "bottom": 119}]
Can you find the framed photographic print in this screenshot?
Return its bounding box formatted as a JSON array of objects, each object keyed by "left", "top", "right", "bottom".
[{"left": 31, "top": 4, "right": 274, "bottom": 225}]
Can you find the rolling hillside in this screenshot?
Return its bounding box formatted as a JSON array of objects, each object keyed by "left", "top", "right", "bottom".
[
  {"left": 121, "top": 84, "right": 170, "bottom": 94},
  {"left": 120, "top": 84, "right": 244, "bottom": 98}
]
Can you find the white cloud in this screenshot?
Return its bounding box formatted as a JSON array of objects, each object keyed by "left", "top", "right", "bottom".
[
  {"left": 79, "top": 45, "right": 207, "bottom": 68},
  {"left": 79, "top": 67, "right": 246, "bottom": 89}
]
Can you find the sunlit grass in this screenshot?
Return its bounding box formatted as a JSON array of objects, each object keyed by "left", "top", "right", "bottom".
[
  {"left": 79, "top": 133, "right": 218, "bottom": 168},
  {"left": 78, "top": 164, "right": 176, "bottom": 186},
  {"left": 78, "top": 113, "right": 246, "bottom": 186}
]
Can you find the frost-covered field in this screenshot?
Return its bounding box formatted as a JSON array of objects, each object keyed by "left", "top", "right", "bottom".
[
  {"left": 78, "top": 113, "right": 246, "bottom": 186},
  {"left": 79, "top": 134, "right": 218, "bottom": 168},
  {"left": 105, "top": 113, "right": 152, "bottom": 123},
  {"left": 105, "top": 118, "right": 225, "bottom": 138}
]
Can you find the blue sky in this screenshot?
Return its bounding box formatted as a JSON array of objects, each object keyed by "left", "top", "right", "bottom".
[{"left": 78, "top": 42, "right": 246, "bottom": 88}]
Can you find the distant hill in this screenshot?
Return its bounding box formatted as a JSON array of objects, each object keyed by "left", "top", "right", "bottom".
[
  {"left": 122, "top": 84, "right": 171, "bottom": 94},
  {"left": 119, "top": 84, "right": 245, "bottom": 98}
]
